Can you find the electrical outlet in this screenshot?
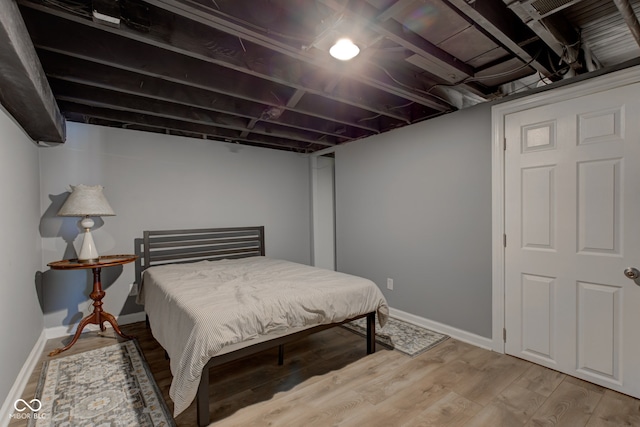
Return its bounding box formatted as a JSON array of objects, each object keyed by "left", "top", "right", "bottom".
[{"left": 387, "top": 278, "right": 394, "bottom": 290}]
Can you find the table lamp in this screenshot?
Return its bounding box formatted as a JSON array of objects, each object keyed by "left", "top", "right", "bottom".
[{"left": 58, "top": 184, "right": 115, "bottom": 262}]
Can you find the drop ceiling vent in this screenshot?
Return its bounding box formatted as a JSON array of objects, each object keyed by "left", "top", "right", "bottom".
[{"left": 520, "top": 0, "right": 586, "bottom": 20}]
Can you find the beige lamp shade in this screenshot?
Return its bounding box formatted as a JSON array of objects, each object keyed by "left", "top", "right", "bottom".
[{"left": 58, "top": 185, "right": 115, "bottom": 217}]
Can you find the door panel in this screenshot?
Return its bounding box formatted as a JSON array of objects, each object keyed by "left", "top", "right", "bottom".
[
  {"left": 504, "top": 83, "right": 640, "bottom": 398},
  {"left": 577, "top": 159, "right": 621, "bottom": 255},
  {"left": 576, "top": 281, "right": 621, "bottom": 381},
  {"left": 521, "top": 166, "right": 556, "bottom": 250},
  {"left": 521, "top": 273, "right": 555, "bottom": 362}
]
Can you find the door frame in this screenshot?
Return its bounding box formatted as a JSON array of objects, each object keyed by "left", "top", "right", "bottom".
[{"left": 491, "top": 65, "right": 640, "bottom": 353}]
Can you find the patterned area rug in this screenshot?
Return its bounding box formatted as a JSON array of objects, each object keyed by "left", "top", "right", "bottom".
[
  {"left": 30, "top": 340, "right": 174, "bottom": 427},
  {"left": 343, "top": 316, "right": 449, "bottom": 357}
]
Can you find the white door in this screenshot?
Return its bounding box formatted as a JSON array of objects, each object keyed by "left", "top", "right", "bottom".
[{"left": 504, "top": 82, "right": 640, "bottom": 398}]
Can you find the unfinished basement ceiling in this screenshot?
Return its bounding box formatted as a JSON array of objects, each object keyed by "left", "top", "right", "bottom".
[{"left": 9, "top": 0, "right": 640, "bottom": 152}]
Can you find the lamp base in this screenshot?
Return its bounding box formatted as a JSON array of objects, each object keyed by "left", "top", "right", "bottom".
[{"left": 78, "top": 227, "right": 100, "bottom": 262}]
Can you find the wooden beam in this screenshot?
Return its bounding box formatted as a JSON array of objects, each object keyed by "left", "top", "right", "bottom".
[
  {"left": 18, "top": 1, "right": 413, "bottom": 125},
  {"left": 60, "top": 102, "right": 326, "bottom": 152},
  {"left": 38, "top": 50, "right": 373, "bottom": 141},
  {"left": 444, "top": 0, "right": 561, "bottom": 78},
  {"left": 141, "top": 0, "right": 454, "bottom": 112},
  {"left": 320, "top": 0, "right": 474, "bottom": 81},
  {"left": 50, "top": 79, "right": 337, "bottom": 146},
  {"left": 0, "top": 0, "right": 64, "bottom": 142},
  {"left": 376, "top": 0, "right": 415, "bottom": 22}
]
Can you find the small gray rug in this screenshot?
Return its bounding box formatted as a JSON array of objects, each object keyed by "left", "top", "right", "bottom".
[
  {"left": 343, "top": 316, "right": 449, "bottom": 357},
  {"left": 30, "top": 340, "right": 174, "bottom": 427}
]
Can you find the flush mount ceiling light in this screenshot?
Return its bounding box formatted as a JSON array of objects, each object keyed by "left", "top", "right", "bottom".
[{"left": 329, "top": 38, "right": 360, "bottom": 61}]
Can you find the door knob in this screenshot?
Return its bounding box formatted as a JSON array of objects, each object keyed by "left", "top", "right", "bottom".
[{"left": 623, "top": 267, "right": 640, "bottom": 280}]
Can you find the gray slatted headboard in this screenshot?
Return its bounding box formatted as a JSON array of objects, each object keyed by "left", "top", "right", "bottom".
[{"left": 134, "top": 226, "right": 265, "bottom": 286}]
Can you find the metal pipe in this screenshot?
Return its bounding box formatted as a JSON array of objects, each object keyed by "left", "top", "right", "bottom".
[
  {"left": 613, "top": 0, "right": 640, "bottom": 48},
  {"left": 582, "top": 43, "right": 598, "bottom": 72}
]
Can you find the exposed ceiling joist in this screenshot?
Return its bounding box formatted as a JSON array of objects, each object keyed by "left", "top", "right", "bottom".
[
  {"left": 20, "top": 0, "right": 444, "bottom": 144},
  {"left": 61, "top": 100, "right": 329, "bottom": 151},
  {"left": 317, "top": 0, "right": 497, "bottom": 108},
  {"left": 142, "top": 0, "right": 456, "bottom": 112},
  {"left": 39, "top": 51, "right": 364, "bottom": 141},
  {"left": 376, "top": 0, "right": 414, "bottom": 22},
  {"left": 17, "top": 1, "right": 410, "bottom": 123},
  {"left": 320, "top": 0, "right": 475, "bottom": 81},
  {"left": 3, "top": 0, "right": 638, "bottom": 153},
  {"left": 50, "top": 78, "right": 339, "bottom": 146},
  {"left": 0, "top": 0, "right": 64, "bottom": 143},
  {"left": 445, "top": 0, "right": 563, "bottom": 79}
]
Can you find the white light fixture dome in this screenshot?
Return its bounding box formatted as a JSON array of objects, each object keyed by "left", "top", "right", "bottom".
[{"left": 329, "top": 38, "right": 360, "bottom": 61}]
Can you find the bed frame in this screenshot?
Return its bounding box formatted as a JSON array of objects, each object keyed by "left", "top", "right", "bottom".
[{"left": 135, "top": 226, "right": 376, "bottom": 426}]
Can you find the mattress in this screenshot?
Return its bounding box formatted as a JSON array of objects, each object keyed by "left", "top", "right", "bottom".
[{"left": 137, "top": 256, "right": 389, "bottom": 416}]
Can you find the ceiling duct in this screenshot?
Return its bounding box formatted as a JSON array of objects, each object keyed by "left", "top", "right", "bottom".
[
  {"left": 508, "top": 0, "right": 586, "bottom": 73},
  {"left": 612, "top": 0, "right": 640, "bottom": 48},
  {"left": 517, "top": 0, "right": 586, "bottom": 20}
]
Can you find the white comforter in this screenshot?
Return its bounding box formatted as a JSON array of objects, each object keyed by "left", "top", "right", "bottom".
[{"left": 137, "top": 256, "right": 389, "bottom": 416}]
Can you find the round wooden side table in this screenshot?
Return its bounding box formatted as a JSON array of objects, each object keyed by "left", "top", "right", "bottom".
[{"left": 47, "top": 254, "right": 138, "bottom": 356}]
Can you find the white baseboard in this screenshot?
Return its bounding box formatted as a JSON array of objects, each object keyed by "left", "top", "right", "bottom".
[
  {"left": 45, "top": 311, "right": 146, "bottom": 339},
  {"left": 389, "top": 307, "right": 494, "bottom": 350},
  {"left": 0, "top": 330, "right": 47, "bottom": 427}
]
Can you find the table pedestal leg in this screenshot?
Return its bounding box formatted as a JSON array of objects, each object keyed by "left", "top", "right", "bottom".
[{"left": 49, "top": 267, "right": 135, "bottom": 357}]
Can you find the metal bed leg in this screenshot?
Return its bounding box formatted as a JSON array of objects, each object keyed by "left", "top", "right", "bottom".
[
  {"left": 366, "top": 312, "right": 376, "bottom": 354},
  {"left": 278, "top": 344, "right": 284, "bottom": 365},
  {"left": 197, "top": 368, "right": 210, "bottom": 427}
]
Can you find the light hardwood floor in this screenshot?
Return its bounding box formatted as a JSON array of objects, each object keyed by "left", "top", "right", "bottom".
[{"left": 9, "top": 322, "right": 640, "bottom": 426}]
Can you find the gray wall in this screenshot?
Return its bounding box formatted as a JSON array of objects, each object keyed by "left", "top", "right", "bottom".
[
  {"left": 311, "top": 156, "right": 335, "bottom": 270},
  {"left": 0, "top": 98, "right": 492, "bottom": 408},
  {"left": 0, "top": 107, "right": 43, "bottom": 405},
  {"left": 39, "top": 123, "right": 311, "bottom": 330},
  {"left": 335, "top": 103, "right": 493, "bottom": 337}
]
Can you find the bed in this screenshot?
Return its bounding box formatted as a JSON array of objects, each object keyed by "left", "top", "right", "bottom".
[{"left": 134, "top": 226, "right": 389, "bottom": 426}]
